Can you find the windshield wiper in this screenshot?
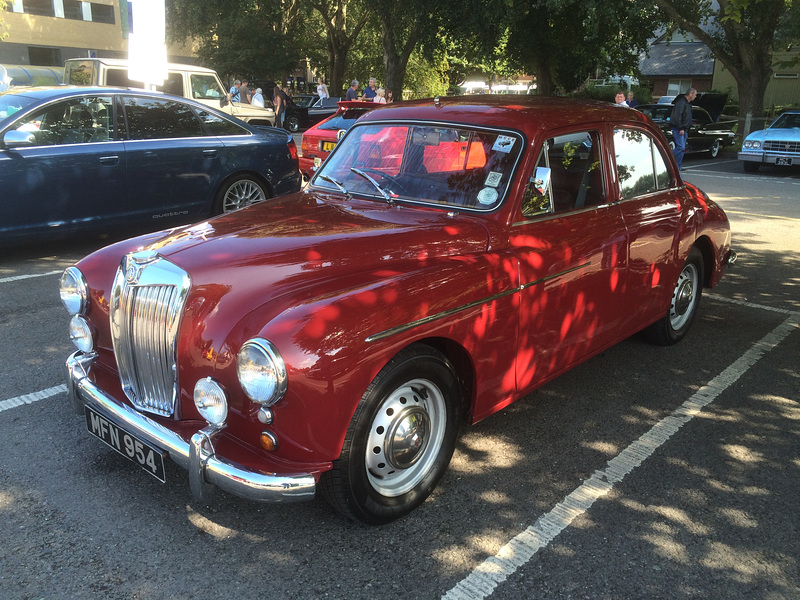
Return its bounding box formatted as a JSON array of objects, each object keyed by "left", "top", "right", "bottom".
[
  {"left": 318, "top": 174, "right": 350, "bottom": 198},
  {"left": 350, "top": 168, "right": 393, "bottom": 203}
]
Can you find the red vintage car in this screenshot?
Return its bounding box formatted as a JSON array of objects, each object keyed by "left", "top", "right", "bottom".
[
  {"left": 299, "top": 100, "right": 379, "bottom": 180},
  {"left": 63, "top": 96, "right": 734, "bottom": 524}
]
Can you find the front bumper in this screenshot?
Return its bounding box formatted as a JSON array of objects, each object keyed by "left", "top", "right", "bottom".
[
  {"left": 738, "top": 151, "right": 799, "bottom": 164},
  {"left": 66, "top": 351, "right": 317, "bottom": 503}
]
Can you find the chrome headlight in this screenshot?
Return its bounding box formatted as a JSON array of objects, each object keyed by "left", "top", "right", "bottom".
[
  {"left": 237, "top": 338, "right": 287, "bottom": 406},
  {"left": 60, "top": 267, "right": 88, "bottom": 315},
  {"left": 68, "top": 315, "right": 94, "bottom": 353},
  {"left": 194, "top": 378, "right": 228, "bottom": 426},
  {"left": 743, "top": 140, "right": 761, "bottom": 150}
]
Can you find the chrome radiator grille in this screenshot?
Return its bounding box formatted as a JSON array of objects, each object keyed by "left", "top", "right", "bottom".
[
  {"left": 110, "top": 251, "right": 191, "bottom": 417},
  {"left": 764, "top": 140, "right": 800, "bottom": 154}
]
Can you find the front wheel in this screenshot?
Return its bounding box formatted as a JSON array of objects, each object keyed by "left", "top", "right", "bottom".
[
  {"left": 286, "top": 115, "right": 300, "bottom": 132},
  {"left": 213, "top": 175, "right": 268, "bottom": 214},
  {"left": 648, "top": 247, "right": 704, "bottom": 345},
  {"left": 708, "top": 140, "right": 720, "bottom": 158},
  {"left": 321, "top": 344, "right": 462, "bottom": 524}
]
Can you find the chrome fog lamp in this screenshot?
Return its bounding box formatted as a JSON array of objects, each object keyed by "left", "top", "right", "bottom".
[
  {"left": 60, "top": 267, "right": 88, "bottom": 315},
  {"left": 194, "top": 378, "right": 228, "bottom": 426},
  {"left": 237, "top": 338, "right": 287, "bottom": 407},
  {"left": 68, "top": 315, "right": 94, "bottom": 353}
]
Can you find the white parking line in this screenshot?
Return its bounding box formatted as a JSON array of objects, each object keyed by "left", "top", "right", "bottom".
[
  {"left": 0, "top": 385, "right": 68, "bottom": 413},
  {"left": 444, "top": 301, "right": 799, "bottom": 600},
  {"left": 0, "top": 270, "right": 62, "bottom": 284}
]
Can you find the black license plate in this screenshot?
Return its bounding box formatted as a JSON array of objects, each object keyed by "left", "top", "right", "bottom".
[
  {"left": 85, "top": 406, "right": 166, "bottom": 482},
  {"left": 776, "top": 157, "right": 793, "bottom": 166}
]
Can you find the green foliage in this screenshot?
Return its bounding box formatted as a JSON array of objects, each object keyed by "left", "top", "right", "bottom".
[{"left": 0, "top": 0, "right": 8, "bottom": 42}]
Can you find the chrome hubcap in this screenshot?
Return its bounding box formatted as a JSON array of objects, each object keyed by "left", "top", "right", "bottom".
[
  {"left": 223, "top": 180, "right": 265, "bottom": 212},
  {"left": 365, "top": 378, "right": 446, "bottom": 497},
  {"left": 670, "top": 263, "right": 698, "bottom": 330}
]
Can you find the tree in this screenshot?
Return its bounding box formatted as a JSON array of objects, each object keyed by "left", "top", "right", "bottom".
[
  {"left": 652, "top": 0, "right": 800, "bottom": 135},
  {"left": 1, "top": 0, "right": 9, "bottom": 42},
  {"left": 166, "top": 0, "right": 312, "bottom": 83},
  {"left": 506, "top": 0, "right": 662, "bottom": 95},
  {"left": 310, "top": 0, "right": 371, "bottom": 94}
]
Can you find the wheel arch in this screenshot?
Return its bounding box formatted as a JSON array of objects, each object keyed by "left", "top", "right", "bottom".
[
  {"left": 692, "top": 235, "right": 715, "bottom": 288},
  {"left": 407, "top": 336, "right": 476, "bottom": 424},
  {"left": 212, "top": 170, "right": 274, "bottom": 215}
]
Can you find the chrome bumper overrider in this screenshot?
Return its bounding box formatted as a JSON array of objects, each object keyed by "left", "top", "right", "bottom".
[{"left": 66, "top": 351, "right": 316, "bottom": 503}]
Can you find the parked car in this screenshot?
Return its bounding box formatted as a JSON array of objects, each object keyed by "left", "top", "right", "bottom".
[
  {"left": 63, "top": 96, "right": 734, "bottom": 525},
  {"left": 64, "top": 58, "right": 276, "bottom": 126},
  {"left": 292, "top": 94, "right": 319, "bottom": 108},
  {"left": 307, "top": 96, "right": 343, "bottom": 124},
  {"left": 0, "top": 86, "right": 301, "bottom": 244},
  {"left": 738, "top": 109, "right": 800, "bottom": 172},
  {"left": 0, "top": 63, "right": 64, "bottom": 87},
  {"left": 299, "top": 100, "right": 380, "bottom": 180},
  {"left": 637, "top": 103, "right": 736, "bottom": 157}
]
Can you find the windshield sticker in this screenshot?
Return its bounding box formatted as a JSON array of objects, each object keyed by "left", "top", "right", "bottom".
[
  {"left": 492, "top": 135, "right": 515, "bottom": 153},
  {"left": 485, "top": 171, "right": 503, "bottom": 188},
  {"left": 477, "top": 187, "right": 499, "bottom": 205}
]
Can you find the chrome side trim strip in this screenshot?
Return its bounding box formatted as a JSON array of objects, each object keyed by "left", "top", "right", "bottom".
[
  {"left": 365, "top": 262, "right": 591, "bottom": 343},
  {"left": 66, "top": 352, "right": 316, "bottom": 503}
]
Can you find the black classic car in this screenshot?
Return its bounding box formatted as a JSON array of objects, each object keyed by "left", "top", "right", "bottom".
[{"left": 637, "top": 94, "right": 736, "bottom": 158}]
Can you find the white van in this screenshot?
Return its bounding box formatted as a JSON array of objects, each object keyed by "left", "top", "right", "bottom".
[{"left": 63, "top": 58, "right": 275, "bottom": 126}]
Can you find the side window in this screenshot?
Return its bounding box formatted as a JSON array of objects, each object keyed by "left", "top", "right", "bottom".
[
  {"left": 123, "top": 96, "right": 204, "bottom": 140},
  {"left": 11, "top": 96, "right": 114, "bottom": 146},
  {"left": 521, "top": 130, "right": 604, "bottom": 217},
  {"left": 190, "top": 74, "right": 225, "bottom": 100},
  {"left": 195, "top": 109, "right": 249, "bottom": 136},
  {"left": 614, "top": 129, "right": 673, "bottom": 199}
]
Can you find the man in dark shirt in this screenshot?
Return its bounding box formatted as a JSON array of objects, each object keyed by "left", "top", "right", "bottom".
[
  {"left": 362, "top": 77, "right": 377, "bottom": 101},
  {"left": 670, "top": 87, "right": 697, "bottom": 170},
  {"left": 346, "top": 79, "right": 359, "bottom": 101}
]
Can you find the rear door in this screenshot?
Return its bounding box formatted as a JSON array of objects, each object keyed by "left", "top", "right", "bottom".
[{"left": 120, "top": 94, "right": 224, "bottom": 221}]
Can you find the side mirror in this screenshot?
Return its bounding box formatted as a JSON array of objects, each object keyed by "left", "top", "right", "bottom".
[
  {"left": 3, "top": 130, "right": 36, "bottom": 148},
  {"left": 532, "top": 166, "right": 551, "bottom": 196},
  {"left": 220, "top": 95, "right": 229, "bottom": 109}
]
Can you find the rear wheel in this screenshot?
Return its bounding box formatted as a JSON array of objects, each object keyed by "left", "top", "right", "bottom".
[
  {"left": 648, "top": 247, "right": 703, "bottom": 345},
  {"left": 708, "top": 140, "right": 720, "bottom": 158},
  {"left": 213, "top": 175, "right": 268, "bottom": 214},
  {"left": 743, "top": 161, "right": 760, "bottom": 173},
  {"left": 321, "top": 344, "right": 462, "bottom": 524},
  {"left": 286, "top": 115, "right": 301, "bottom": 132}
]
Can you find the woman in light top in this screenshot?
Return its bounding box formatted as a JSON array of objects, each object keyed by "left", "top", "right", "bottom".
[
  {"left": 316, "top": 77, "right": 329, "bottom": 100},
  {"left": 375, "top": 88, "right": 387, "bottom": 104}
]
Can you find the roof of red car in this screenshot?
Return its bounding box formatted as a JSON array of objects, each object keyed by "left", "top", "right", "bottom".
[{"left": 357, "top": 94, "right": 651, "bottom": 138}]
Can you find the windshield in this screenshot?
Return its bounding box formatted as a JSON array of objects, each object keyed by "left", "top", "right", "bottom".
[
  {"left": 770, "top": 112, "right": 800, "bottom": 129},
  {"left": 0, "top": 93, "right": 36, "bottom": 125},
  {"left": 312, "top": 122, "right": 523, "bottom": 212}
]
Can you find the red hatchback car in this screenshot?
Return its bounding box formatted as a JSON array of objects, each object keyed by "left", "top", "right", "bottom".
[
  {"left": 63, "top": 96, "right": 734, "bottom": 524},
  {"left": 299, "top": 100, "right": 379, "bottom": 180}
]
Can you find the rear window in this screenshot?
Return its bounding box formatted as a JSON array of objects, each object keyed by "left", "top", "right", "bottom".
[{"left": 317, "top": 109, "right": 373, "bottom": 131}]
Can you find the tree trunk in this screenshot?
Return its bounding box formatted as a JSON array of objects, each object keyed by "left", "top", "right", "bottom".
[{"left": 379, "top": 8, "right": 420, "bottom": 100}]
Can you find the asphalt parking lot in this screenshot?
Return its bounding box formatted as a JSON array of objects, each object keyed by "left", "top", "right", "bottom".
[{"left": 0, "top": 155, "right": 798, "bottom": 599}]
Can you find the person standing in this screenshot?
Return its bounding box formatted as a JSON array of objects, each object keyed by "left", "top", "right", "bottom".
[
  {"left": 614, "top": 91, "right": 628, "bottom": 106},
  {"left": 273, "top": 85, "right": 285, "bottom": 128},
  {"left": 251, "top": 87, "right": 265, "bottom": 107},
  {"left": 346, "top": 79, "right": 359, "bottom": 101},
  {"left": 375, "top": 88, "right": 387, "bottom": 104},
  {"left": 386, "top": 89, "right": 394, "bottom": 103},
  {"left": 670, "top": 87, "right": 697, "bottom": 170},
  {"left": 362, "top": 77, "right": 377, "bottom": 101},
  {"left": 229, "top": 79, "right": 242, "bottom": 103},
  {"left": 625, "top": 91, "right": 639, "bottom": 108},
  {"left": 316, "top": 77, "right": 329, "bottom": 101},
  {"left": 239, "top": 79, "right": 251, "bottom": 104}
]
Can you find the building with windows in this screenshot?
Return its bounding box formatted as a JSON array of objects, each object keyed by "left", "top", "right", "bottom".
[{"left": 0, "top": 0, "right": 193, "bottom": 67}]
